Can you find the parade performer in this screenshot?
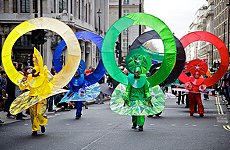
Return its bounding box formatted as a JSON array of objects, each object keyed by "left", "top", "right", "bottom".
[
  {"left": 101, "top": 13, "right": 177, "bottom": 131},
  {"left": 58, "top": 60, "right": 100, "bottom": 119},
  {"left": 179, "top": 31, "right": 229, "bottom": 117},
  {"left": 53, "top": 31, "right": 106, "bottom": 119},
  {"left": 19, "top": 49, "right": 51, "bottom": 135},
  {"left": 1, "top": 17, "right": 81, "bottom": 135},
  {"left": 122, "top": 62, "right": 152, "bottom": 131},
  {"left": 183, "top": 59, "right": 208, "bottom": 117}
]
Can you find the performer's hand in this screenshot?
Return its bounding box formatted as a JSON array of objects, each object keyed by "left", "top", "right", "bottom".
[
  {"left": 199, "top": 84, "right": 206, "bottom": 92},
  {"left": 123, "top": 100, "right": 130, "bottom": 107}
]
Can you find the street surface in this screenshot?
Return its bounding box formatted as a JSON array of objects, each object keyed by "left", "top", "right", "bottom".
[{"left": 0, "top": 95, "right": 229, "bottom": 150}]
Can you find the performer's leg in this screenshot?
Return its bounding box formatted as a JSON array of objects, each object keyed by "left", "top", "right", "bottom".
[
  {"left": 132, "top": 116, "right": 137, "bottom": 129},
  {"left": 196, "top": 94, "right": 204, "bottom": 116},
  {"left": 75, "top": 101, "right": 82, "bottom": 119},
  {"left": 137, "top": 116, "right": 145, "bottom": 131},
  {"left": 188, "top": 93, "right": 195, "bottom": 116},
  {"left": 36, "top": 99, "right": 48, "bottom": 130},
  {"left": 176, "top": 91, "right": 181, "bottom": 105},
  {"left": 30, "top": 100, "right": 48, "bottom": 135}
]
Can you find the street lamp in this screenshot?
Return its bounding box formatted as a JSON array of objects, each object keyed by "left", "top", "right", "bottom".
[
  {"left": 126, "top": 29, "right": 129, "bottom": 52},
  {"left": 97, "top": 9, "right": 102, "bottom": 35},
  {"left": 139, "top": 0, "right": 142, "bottom": 35}
]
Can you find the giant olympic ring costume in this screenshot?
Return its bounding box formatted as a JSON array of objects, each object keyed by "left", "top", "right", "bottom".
[
  {"left": 129, "top": 30, "right": 186, "bottom": 86},
  {"left": 53, "top": 31, "right": 106, "bottom": 102},
  {"left": 1, "top": 17, "right": 81, "bottom": 115},
  {"left": 178, "top": 31, "right": 229, "bottom": 87},
  {"left": 101, "top": 13, "right": 177, "bottom": 116}
]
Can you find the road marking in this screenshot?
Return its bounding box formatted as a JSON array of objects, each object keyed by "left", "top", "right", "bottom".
[
  {"left": 87, "top": 123, "right": 91, "bottom": 125},
  {"left": 66, "top": 124, "right": 70, "bottom": 126},
  {"left": 55, "top": 114, "right": 61, "bottom": 116},
  {"left": 107, "top": 123, "right": 112, "bottom": 125},
  {"left": 24, "top": 124, "right": 28, "bottom": 126},
  {"left": 223, "top": 125, "right": 230, "bottom": 131},
  {"left": 192, "top": 125, "right": 197, "bottom": 127},
  {"left": 171, "top": 124, "right": 175, "bottom": 126},
  {"left": 150, "top": 124, "right": 155, "bottom": 126},
  {"left": 215, "top": 97, "right": 224, "bottom": 115},
  {"left": 213, "top": 125, "right": 218, "bottom": 127},
  {"left": 185, "top": 124, "right": 189, "bottom": 126}
]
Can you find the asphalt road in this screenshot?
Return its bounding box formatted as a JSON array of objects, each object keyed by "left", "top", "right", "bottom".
[{"left": 0, "top": 95, "right": 229, "bottom": 150}]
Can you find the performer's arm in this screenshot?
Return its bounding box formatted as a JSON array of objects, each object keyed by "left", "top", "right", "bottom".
[
  {"left": 144, "top": 82, "right": 153, "bottom": 107},
  {"left": 122, "top": 83, "right": 131, "bottom": 106}
]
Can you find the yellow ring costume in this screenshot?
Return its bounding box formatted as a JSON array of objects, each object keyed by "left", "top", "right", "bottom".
[{"left": 1, "top": 17, "right": 81, "bottom": 133}]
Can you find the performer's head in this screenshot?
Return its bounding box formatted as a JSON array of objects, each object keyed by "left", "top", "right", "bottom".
[{"left": 194, "top": 71, "right": 201, "bottom": 79}]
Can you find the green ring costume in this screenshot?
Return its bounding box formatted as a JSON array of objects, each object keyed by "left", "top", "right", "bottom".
[{"left": 101, "top": 13, "right": 176, "bottom": 129}]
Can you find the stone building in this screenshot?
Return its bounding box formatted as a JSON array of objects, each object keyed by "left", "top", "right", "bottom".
[
  {"left": 109, "top": 0, "right": 144, "bottom": 61},
  {"left": 0, "top": 0, "right": 109, "bottom": 70},
  {"left": 188, "top": 0, "right": 230, "bottom": 67},
  {"left": 213, "top": 0, "right": 230, "bottom": 63}
]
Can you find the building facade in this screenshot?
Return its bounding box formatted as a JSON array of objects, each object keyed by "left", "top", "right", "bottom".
[
  {"left": 214, "top": 0, "right": 230, "bottom": 63},
  {"left": 188, "top": 0, "right": 230, "bottom": 68},
  {"left": 109, "top": 0, "right": 144, "bottom": 61},
  {"left": 0, "top": 0, "right": 109, "bottom": 70},
  {"left": 188, "top": 5, "right": 208, "bottom": 62}
]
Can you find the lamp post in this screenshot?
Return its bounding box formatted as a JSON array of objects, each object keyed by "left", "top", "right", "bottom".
[
  {"left": 139, "top": 0, "right": 142, "bottom": 35},
  {"left": 126, "top": 29, "right": 129, "bottom": 53},
  {"left": 97, "top": 9, "right": 102, "bottom": 35},
  {"left": 118, "top": 0, "right": 122, "bottom": 65}
]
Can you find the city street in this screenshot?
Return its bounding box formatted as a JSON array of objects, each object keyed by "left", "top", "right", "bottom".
[{"left": 0, "top": 95, "right": 229, "bottom": 150}]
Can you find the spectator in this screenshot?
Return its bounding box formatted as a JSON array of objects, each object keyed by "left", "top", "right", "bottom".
[{"left": 0, "top": 71, "right": 7, "bottom": 111}]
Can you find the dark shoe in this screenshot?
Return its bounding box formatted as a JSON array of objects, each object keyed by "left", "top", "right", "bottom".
[
  {"left": 0, "top": 120, "right": 4, "bottom": 124},
  {"left": 131, "top": 123, "right": 137, "bottom": 129},
  {"left": 176, "top": 102, "right": 180, "bottom": 105},
  {"left": 32, "top": 131, "right": 38, "bottom": 136},
  {"left": 185, "top": 106, "right": 189, "bottom": 108},
  {"left": 6, "top": 114, "right": 15, "bottom": 119},
  {"left": 22, "top": 114, "right": 27, "bottom": 117},
  {"left": 85, "top": 105, "right": 88, "bottom": 109},
  {"left": 75, "top": 115, "right": 81, "bottom": 119},
  {"left": 190, "top": 113, "right": 193, "bottom": 116},
  {"left": 138, "top": 126, "right": 143, "bottom": 131},
  {"left": 40, "top": 126, "right": 45, "bottom": 133},
  {"left": 199, "top": 114, "right": 204, "bottom": 117},
  {"left": 16, "top": 116, "right": 25, "bottom": 120}
]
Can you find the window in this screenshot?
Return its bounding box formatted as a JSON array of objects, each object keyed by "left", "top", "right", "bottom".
[
  {"left": 20, "top": 0, "right": 30, "bottom": 13},
  {"left": 85, "top": 3, "right": 87, "bottom": 22},
  {"left": 59, "top": 0, "right": 68, "bottom": 13},
  {"left": 51, "top": 0, "right": 56, "bottom": 13},
  {"left": 88, "top": 3, "right": 91, "bottom": 24},
  {"left": 123, "top": 10, "right": 129, "bottom": 16},
  {"left": 123, "top": 0, "right": 129, "bottom": 5},
  {"left": 78, "top": 0, "right": 81, "bottom": 19},
  {"left": 33, "top": 0, "right": 38, "bottom": 13},
  {"left": 4, "top": 0, "right": 9, "bottom": 13},
  {"left": 70, "top": 0, "right": 73, "bottom": 14},
  {"left": 13, "top": 0, "right": 17, "bottom": 13}
]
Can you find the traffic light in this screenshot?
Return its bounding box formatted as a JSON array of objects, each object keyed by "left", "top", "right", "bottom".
[
  {"left": 31, "top": 29, "right": 47, "bottom": 44},
  {"left": 115, "top": 41, "right": 121, "bottom": 58}
]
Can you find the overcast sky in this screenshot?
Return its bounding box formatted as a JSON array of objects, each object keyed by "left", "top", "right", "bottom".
[{"left": 144, "top": 0, "right": 207, "bottom": 39}]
